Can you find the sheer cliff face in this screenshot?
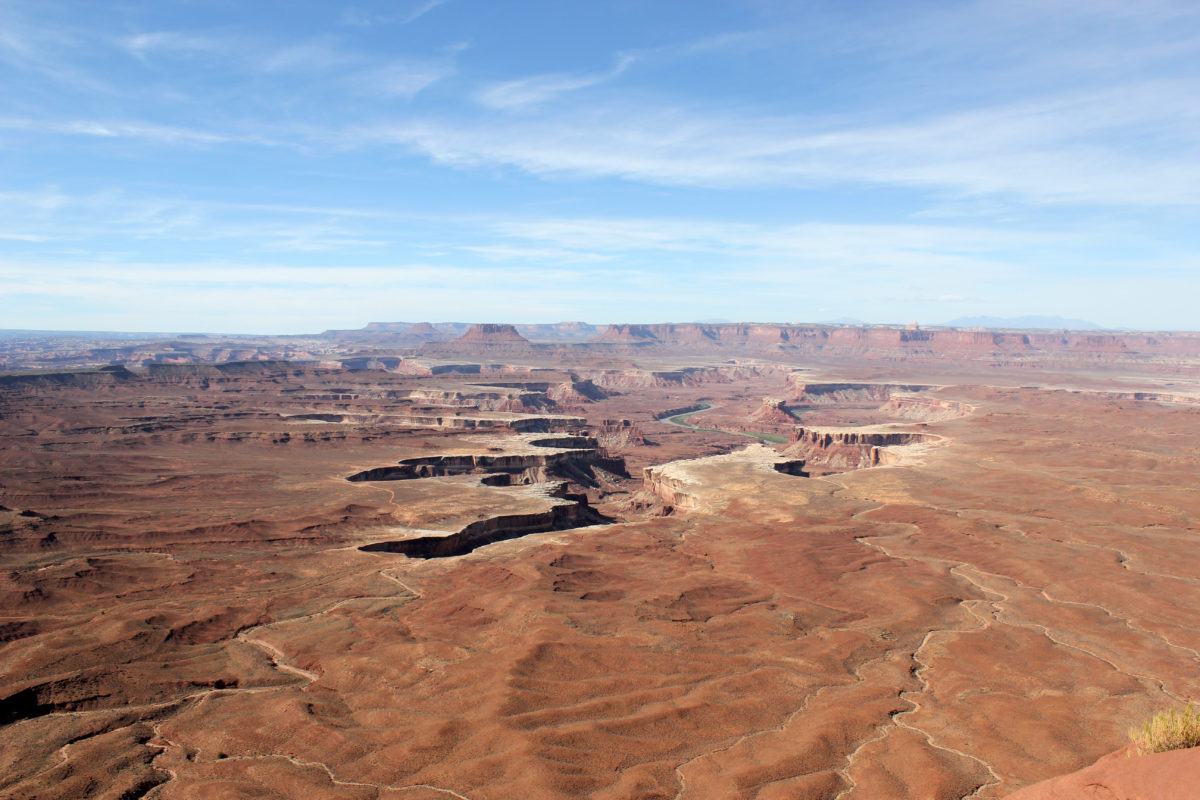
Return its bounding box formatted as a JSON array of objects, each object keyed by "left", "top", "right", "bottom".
[
  {"left": 578, "top": 323, "right": 1200, "bottom": 366},
  {"left": 455, "top": 323, "right": 531, "bottom": 344},
  {"left": 9, "top": 322, "right": 1200, "bottom": 374},
  {"left": 595, "top": 324, "right": 661, "bottom": 342},
  {"left": 417, "top": 323, "right": 541, "bottom": 357},
  {"left": 780, "top": 427, "right": 937, "bottom": 472}
]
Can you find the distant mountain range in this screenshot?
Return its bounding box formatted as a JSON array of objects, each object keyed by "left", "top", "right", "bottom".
[{"left": 941, "top": 315, "right": 1105, "bottom": 330}]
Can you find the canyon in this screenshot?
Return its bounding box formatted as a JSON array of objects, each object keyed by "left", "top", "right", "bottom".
[{"left": 2, "top": 321, "right": 1199, "bottom": 799}]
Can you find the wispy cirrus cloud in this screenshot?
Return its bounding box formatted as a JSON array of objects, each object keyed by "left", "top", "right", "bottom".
[
  {"left": 4, "top": 0, "right": 1200, "bottom": 331},
  {"left": 122, "top": 31, "right": 228, "bottom": 59},
  {"left": 337, "top": 0, "right": 449, "bottom": 28},
  {"left": 117, "top": 28, "right": 456, "bottom": 100},
  {"left": 470, "top": 30, "right": 754, "bottom": 112},
  {"left": 358, "top": 77, "right": 1200, "bottom": 206},
  {"left": 485, "top": 216, "right": 1064, "bottom": 276},
  {"left": 0, "top": 188, "right": 399, "bottom": 255},
  {"left": 401, "top": 0, "right": 449, "bottom": 24},
  {"left": 477, "top": 53, "right": 636, "bottom": 110},
  {"left": 0, "top": 116, "right": 265, "bottom": 145}
]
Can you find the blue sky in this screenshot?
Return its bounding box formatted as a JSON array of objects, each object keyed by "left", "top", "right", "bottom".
[{"left": 2, "top": 0, "right": 1199, "bottom": 333}]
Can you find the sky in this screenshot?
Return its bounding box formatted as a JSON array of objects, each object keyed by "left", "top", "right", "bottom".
[{"left": 2, "top": 0, "right": 1200, "bottom": 333}]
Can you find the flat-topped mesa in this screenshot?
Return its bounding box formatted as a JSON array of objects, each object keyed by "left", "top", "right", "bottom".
[
  {"left": 514, "top": 322, "right": 602, "bottom": 343},
  {"left": 406, "top": 322, "right": 440, "bottom": 338},
  {"left": 416, "top": 323, "right": 541, "bottom": 358},
  {"left": 594, "top": 324, "right": 661, "bottom": 343},
  {"left": 402, "top": 387, "right": 553, "bottom": 413},
  {"left": 144, "top": 360, "right": 338, "bottom": 385},
  {"left": 788, "top": 380, "right": 932, "bottom": 404},
  {"left": 640, "top": 445, "right": 811, "bottom": 513},
  {"left": 345, "top": 433, "right": 625, "bottom": 487},
  {"left": 784, "top": 426, "right": 937, "bottom": 473},
  {"left": 884, "top": 394, "right": 974, "bottom": 421},
  {"left": 549, "top": 323, "right": 1200, "bottom": 366},
  {"left": 0, "top": 365, "right": 137, "bottom": 392},
  {"left": 580, "top": 364, "right": 784, "bottom": 392},
  {"left": 456, "top": 323, "right": 531, "bottom": 345},
  {"left": 642, "top": 465, "right": 702, "bottom": 511}
]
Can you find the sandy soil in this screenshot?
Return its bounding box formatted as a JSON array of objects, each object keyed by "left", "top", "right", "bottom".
[{"left": 2, "top": 353, "right": 1198, "bottom": 799}]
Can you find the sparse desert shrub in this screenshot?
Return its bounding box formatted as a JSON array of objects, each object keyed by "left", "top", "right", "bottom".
[{"left": 1129, "top": 704, "right": 1200, "bottom": 755}]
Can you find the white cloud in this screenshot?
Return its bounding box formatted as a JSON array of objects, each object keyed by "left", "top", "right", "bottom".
[
  {"left": 353, "top": 77, "right": 1200, "bottom": 206},
  {"left": 336, "top": 0, "right": 448, "bottom": 28},
  {"left": 401, "top": 0, "right": 449, "bottom": 24},
  {"left": 121, "top": 31, "right": 227, "bottom": 58},
  {"left": 355, "top": 59, "right": 455, "bottom": 99},
  {"left": 115, "top": 26, "right": 455, "bottom": 101},
  {"left": 477, "top": 54, "right": 636, "bottom": 110}
]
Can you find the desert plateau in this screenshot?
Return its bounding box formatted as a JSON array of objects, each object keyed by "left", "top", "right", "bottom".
[
  {"left": 9, "top": 0, "right": 1200, "bottom": 796},
  {"left": 2, "top": 322, "right": 1199, "bottom": 799}
]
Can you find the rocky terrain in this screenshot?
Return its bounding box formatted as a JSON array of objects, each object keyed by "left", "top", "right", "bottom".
[
  {"left": 2, "top": 324, "right": 1199, "bottom": 799},
  {"left": 7, "top": 320, "right": 1200, "bottom": 373}
]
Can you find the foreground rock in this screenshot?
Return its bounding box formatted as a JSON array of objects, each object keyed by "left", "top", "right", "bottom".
[{"left": 1004, "top": 746, "right": 1200, "bottom": 799}]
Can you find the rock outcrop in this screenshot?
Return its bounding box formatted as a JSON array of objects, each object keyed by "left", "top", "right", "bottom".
[
  {"left": 581, "top": 364, "right": 783, "bottom": 392},
  {"left": 0, "top": 365, "right": 137, "bottom": 393},
  {"left": 455, "top": 323, "right": 531, "bottom": 345},
  {"left": 514, "top": 322, "right": 602, "bottom": 342},
  {"left": 883, "top": 395, "right": 974, "bottom": 421},
  {"left": 546, "top": 379, "right": 608, "bottom": 407},
  {"left": 346, "top": 433, "right": 625, "bottom": 488},
  {"left": 359, "top": 485, "right": 607, "bottom": 559},
  {"left": 783, "top": 426, "right": 937, "bottom": 472},
  {"left": 748, "top": 397, "right": 800, "bottom": 428},
  {"left": 594, "top": 324, "right": 661, "bottom": 343},
  {"left": 788, "top": 381, "right": 931, "bottom": 405},
  {"left": 1004, "top": 745, "right": 1200, "bottom": 800},
  {"left": 416, "top": 323, "right": 541, "bottom": 358},
  {"left": 641, "top": 445, "right": 808, "bottom": 511},
  {"left": 595, "top": 419, "right": 646, "bottom": 452}
]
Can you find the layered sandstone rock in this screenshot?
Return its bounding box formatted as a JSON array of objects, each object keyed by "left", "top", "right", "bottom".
[
  {"left": 783, "top": 426, "right": 939, "bottom": 472},
  {"left": 514, "top": 322, "right": 602, "bottom": 342},
  {"left": 416, "top": 323, "right": 542, "bottom": 359},
  {"left": 884, "top": 394, "right": 974, "bottom": 421},
  {"left": 748, "top": 397, "right": 800, "bottom": 428},
  {"left": 455, "top": 323, "right": 530, "bottom": 345},
  {"left": 546, "top": 379, "right": 608, "bottom": 407},
  {"left": 594, "top": 324, "right": 661, "bottom": 343},
  {"left": 788, "top": 380, "right": 932, "bottom": 404},
  {"left": 594, "top": 419, "right": 646, "bottom": 452}
]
